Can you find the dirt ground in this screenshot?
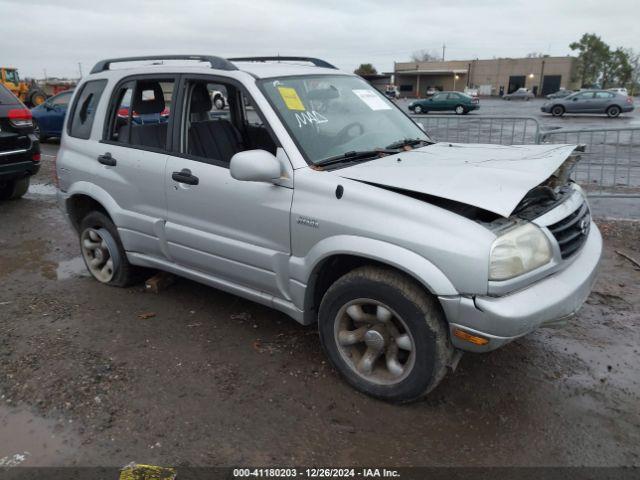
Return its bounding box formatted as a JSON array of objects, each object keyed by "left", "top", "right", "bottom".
[{"left": 0, "top": 145, "right": 639, "bottom": 468}]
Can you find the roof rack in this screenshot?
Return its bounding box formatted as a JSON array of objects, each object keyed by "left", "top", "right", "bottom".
[
  {"left": 90, "top": 55, "right": 238, "bottom": 74},
  {"left": 228, "top": 56, "right": 337, "bottom": 70}
]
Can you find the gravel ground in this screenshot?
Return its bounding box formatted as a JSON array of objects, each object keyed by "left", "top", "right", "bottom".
[{"left": 0, "top": 144, "right": 639, "bottom": 468}]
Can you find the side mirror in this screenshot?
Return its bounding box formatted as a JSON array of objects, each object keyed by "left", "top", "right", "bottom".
[
  {"left": 44, "top": 102, "right": 54, "bottom": 110},
  {"left": 230, "top": 149, "right": 281, "bottom": 183}
]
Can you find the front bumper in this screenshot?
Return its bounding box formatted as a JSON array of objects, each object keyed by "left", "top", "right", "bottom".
[{"left": 439, "top": 222, "right": 602, "bottom": 352}]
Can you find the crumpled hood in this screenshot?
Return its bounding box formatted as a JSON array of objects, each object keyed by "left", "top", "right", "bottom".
[{"left": 333, "top": 142, "right": 577, "bottom": 217}]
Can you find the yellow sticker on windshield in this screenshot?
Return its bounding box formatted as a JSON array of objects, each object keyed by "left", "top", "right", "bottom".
[{"left": 278, "top": 86, "right": 305, "bottom": 111}]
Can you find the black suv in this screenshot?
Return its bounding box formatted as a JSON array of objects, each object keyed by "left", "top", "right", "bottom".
[{"left": 0, "top": 83, "right": 40, "bottom": 200}]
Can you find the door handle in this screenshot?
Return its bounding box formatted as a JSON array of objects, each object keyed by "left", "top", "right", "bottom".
[
  {"left": 98, "top": 152, "right": 117, "bottom": 166},
  {"left": 172, "top": 168, "right": 199, "bottom": 185}
]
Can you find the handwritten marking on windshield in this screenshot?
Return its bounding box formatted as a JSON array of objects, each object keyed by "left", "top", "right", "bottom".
[{"left": 295, "top": 111, "right": 328, "bottom": 128}]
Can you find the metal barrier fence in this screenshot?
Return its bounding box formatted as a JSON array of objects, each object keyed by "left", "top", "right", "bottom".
[
  {"left": 412, "top": 115, "right": 542, "bottom": 145},
  {"left": 412, "top": 114, "right": 640, "bottom": 197},
  {"left": 539, "top": 127, "right": 640, "bottom": 196}
]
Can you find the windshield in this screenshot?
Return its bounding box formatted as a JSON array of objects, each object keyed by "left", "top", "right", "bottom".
[{"left": 259, "top": 75, "right": 431, "bottom": 164}]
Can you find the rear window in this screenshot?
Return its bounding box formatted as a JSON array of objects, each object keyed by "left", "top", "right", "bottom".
[
  {"left": 68, "top": 80, "right": 107, "bottom": 139},
  {"left": 0, "top": 84, "right": 19, "bottom": 105}
]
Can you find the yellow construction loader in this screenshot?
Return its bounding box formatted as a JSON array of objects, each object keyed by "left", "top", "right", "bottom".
[{"left": 1, "top": 67, "right": 47, "bottom": 107}]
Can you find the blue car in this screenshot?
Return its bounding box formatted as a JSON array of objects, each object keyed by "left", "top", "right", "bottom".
[{"left": 31, "top": 90, "right": 74, "bottom": 141}]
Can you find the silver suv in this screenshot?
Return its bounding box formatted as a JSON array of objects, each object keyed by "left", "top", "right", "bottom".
[{"left": 56, "top": 55, "right": 602, "bottom": 402}]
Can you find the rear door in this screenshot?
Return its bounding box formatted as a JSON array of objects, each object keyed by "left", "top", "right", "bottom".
[
  {"left": 592, "top": 91, "right": 615, "bottom": 112},
  {"left": 95, "top": 75, "right": 177, "bottom": 259},
  {"left": 164, "top": 75, "right": 293, "bottom": 297}
]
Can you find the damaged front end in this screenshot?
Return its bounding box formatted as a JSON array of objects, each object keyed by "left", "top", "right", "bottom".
[{"left": 510, "top": 145, "right": 584, "bottom": 222}]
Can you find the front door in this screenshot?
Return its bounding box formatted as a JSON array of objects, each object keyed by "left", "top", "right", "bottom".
[
  {"left": 430, "top": 92, "right": 448, "bottom": 111},
  {"left": 568, "top": 91, "right": 595, "bottom": 112},
  {"left": 164, "top": 77, "right": 293, "bottom": 297}
]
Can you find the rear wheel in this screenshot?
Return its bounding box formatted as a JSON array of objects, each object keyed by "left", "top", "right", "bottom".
[
  {"left": 79, "top": 211, "right": 146, "bottom": 287},
  {"left": 0, "top": 177, "right": 30, "bottom": 200},
  {"left": 413, "top": 105, "right": 423, "bottom": 114},
  {"left": 28, "top": 89, "right": 46, "bottom": 107},
  {"left": 551, "top": 105, "right": 565, "bottom": 117},
  {"left": 606, "top": 105, "right": 621, "bottom": 118},
  {"left": 318, "top": 266, "right": 452, "bottom": 403},
  {"left": 454, "top": 105, "right": 465, "bottom": 115}
]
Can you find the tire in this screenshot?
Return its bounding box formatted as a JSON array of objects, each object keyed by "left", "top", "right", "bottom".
[
  {"left": 606, "top": 105, "right": 621, "bottom": 118},
  {"left": 28, "top": 89, "right": 47, "bottom": 107},
  {"left": 32, "top": 119, "right": 47, "bottom": 143},
  {"left": 78, "top": 211, "right": 145, "bottom": 287},
  {"left": 551, "top": 105, "right": 565, "bottom": 117},
  {"left": 454, "top": 105, "right": 465, "bottom": 115},
  {"left": 0, "top": 177, "right": 30, "bottom": 200},
  {"left": 213, "top": 95, "right": 225, "bottom": 110},
  {"left": 318, "top": 266, "right": 453, "bottom": 403},
  {"left": 413, "top": 105, "right": 423, "bottom": 114}
]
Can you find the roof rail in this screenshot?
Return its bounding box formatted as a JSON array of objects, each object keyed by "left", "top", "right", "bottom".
[
  {"left": 90, "top": 55, "right": 238, "bottom": 74},
  {"left": 228, "top": 56, "right": 337, "bottom": 70}
]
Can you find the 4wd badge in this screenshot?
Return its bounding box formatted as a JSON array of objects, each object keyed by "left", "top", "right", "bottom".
[{"left": 297, "top": 216, "right": 319, "bottom": 229}]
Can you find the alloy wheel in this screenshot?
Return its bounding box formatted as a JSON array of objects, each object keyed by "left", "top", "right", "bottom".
[
  {"left": 80, "top": 228, "right": 116, "bottom": 283},
  {"left": 333, "top": 298, "right": 416, "bottom": 386}
]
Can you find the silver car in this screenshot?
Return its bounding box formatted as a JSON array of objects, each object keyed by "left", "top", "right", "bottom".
[
  {"left": 56, "top": 55, "right": 601, "bottom": 403},
  {"left": 502, "top": 87, "right": 534, "bottom": 100},
  {"left": 541, "top": 89, "right": 634, "bottom": 117}
]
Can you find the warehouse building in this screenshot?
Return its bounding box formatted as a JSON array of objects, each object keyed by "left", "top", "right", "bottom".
[{"left": 394, "top": 56, "right": 578, "bottom": 97}]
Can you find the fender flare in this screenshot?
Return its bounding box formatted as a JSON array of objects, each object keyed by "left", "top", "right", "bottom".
[{"left": 289, "top": 235, "right": 458, "bottom": 317}]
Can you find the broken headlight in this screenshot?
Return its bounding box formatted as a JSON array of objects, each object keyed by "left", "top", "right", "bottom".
[{"left": 489, "top": 223, "right": 552, "bottom": 281}]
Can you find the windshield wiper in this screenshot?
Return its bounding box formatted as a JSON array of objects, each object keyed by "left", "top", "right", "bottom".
[
  {"left": 314, "top": 149, "right": 397, "bottom": 167},
  {"left": 385, "top": 138, "right": 432, "bottom": 149}
]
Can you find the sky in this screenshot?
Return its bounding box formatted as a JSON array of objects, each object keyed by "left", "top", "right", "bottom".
[{"left": 2, "top": 0, "right": 638, "bottom": 79}]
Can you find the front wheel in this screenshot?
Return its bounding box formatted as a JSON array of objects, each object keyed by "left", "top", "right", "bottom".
[
  {"left": 413, "top": 105, "right": 423, "bottom": 114},
  {"left": 32, "top": 119, "right": 47, "bottom": 143},
  {"left": 454, "top": 105, "right": 465, "bottom": 115},
  {"left": 551, "top": 105, "right": 565, "bottom": 117},
  {"left": 606, "top": 105, "right": 621, "bottom": 118},
  {"left": 318, "top": 266, "right": 452, "bottom": 403}
]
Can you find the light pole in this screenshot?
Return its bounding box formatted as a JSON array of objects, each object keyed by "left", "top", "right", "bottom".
[{"left": 453, "top": 74, "right": 460, "bottom": 91}]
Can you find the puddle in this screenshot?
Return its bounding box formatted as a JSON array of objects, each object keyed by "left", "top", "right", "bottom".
[
  {"left": 27, "top": 183, "right": 57, "bottom": 196},
  {"left": 56, "top": 257, "right": 89, "bottom": 280},
  {"left": 0, "top": 405, "right": 77, "bottom": 466}
]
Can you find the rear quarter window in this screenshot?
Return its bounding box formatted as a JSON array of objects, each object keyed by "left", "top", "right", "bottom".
[
  {"left": 0, "top": 84, "right": 19, "bottom": 105},
  {"left": 68, "top": 79, "right": 107, "bottom": 139}
]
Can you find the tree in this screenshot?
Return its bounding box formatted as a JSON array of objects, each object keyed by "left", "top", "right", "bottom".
[
  {"left": 526, "top": 52, "right": 548, "bottom": 58},
  {"left": 627, "top": 49, "right": 640, "bottom": 95},
  {"left": 410, "top": 49, "right": 441, "bottom": 62},
  {"left": 570, "top": 33, "right": 610, "bottom": 87},
  {"left": 354, "top": 63, "right": 378, "bottom": 76},
  {"left": 602, "top": 47, "right": 633, "bottom": 88}
]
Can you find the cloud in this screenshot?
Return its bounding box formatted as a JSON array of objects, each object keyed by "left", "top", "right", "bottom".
[{"left": 1, "top": 0, "right": 638, "bottom": 78}]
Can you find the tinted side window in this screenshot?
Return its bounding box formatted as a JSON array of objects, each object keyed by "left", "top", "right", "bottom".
[
  {"left": 69, "top": 80, "right": 107, "bottom": 139},
  {"left": 594, "top": 91, "right": 614, "bottom": 99}
]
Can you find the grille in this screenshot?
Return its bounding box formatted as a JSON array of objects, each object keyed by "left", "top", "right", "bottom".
[{"left": 547, "top": 202, "right": 591, "bottom": 259}]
